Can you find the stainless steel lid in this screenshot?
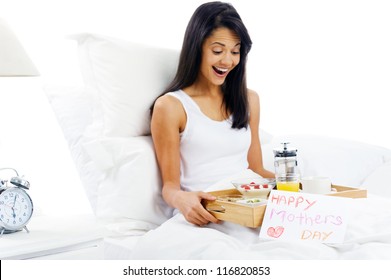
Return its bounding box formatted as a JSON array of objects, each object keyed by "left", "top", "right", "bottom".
[{"left": 273, "top": 142, "right": 297, "bottom": 158}]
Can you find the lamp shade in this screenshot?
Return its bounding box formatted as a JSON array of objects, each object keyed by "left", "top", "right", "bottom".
[{"left": 0, "top": 18, "right": 39, "bottom": 76}]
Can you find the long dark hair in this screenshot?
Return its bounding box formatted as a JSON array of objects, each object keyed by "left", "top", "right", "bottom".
[{"left": 151, "top": 1, "right": 252, "bottom": 129}]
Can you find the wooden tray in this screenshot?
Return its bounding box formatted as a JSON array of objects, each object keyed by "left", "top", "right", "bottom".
[{"left": 202, "top": 185, "right": 367, "bottom": 228}]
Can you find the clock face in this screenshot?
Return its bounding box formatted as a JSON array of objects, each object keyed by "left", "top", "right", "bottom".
[{"left": 0, "top": 188, "right": 33, "bottom": 231}]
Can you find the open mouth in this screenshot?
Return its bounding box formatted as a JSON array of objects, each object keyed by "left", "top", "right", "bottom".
[{"left": 212, "top": 66, "right": 228, "bottom": 76}]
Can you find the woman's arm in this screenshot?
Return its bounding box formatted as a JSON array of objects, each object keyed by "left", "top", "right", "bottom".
[
  {"left": 151, "top": 95, "right": 219, "bottom": 226},
  {"left": 247, "top": 89, "right": 275, "bottom": 178}
]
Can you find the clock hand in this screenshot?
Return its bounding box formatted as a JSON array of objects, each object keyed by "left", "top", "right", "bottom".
[
  {"left": 12, "top": 195, "right": 17, "bottom": 218},
  {"left": 13, "top": 194, "right": 17, "bottom": 207}
]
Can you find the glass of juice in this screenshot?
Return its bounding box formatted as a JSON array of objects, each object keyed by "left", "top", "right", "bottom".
[{"left": 276, "top": 174, "right": 300, "bottom": 192}]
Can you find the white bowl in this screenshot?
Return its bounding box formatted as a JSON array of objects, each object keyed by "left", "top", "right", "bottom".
[{"left": 231, "top": 178, "right": 275, "bottom": 198}]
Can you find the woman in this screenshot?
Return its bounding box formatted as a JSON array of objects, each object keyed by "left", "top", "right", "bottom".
[{"left": 150, "top": 1, "right": 274, "bottom": 226}]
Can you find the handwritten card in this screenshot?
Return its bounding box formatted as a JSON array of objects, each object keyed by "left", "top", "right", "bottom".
[{"left": 259, "top": 190, "right": 351, "bottom": 243}]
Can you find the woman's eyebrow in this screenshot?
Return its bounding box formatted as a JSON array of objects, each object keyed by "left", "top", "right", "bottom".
[{"left": 210, "top": 42, "right": 241, "bottom": 47}]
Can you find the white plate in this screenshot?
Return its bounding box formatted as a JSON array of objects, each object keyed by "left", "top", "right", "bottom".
[{"left": 236, "top": 198, "right": 268, "bottom": 207}]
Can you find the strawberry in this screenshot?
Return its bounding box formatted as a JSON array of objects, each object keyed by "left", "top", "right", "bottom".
[
  {"left": 253, "top": 185, "right": 260, "bottom": 189},
  {"left": 243, "top": 185, "right": 251, "bottom": 190},
  {"left": 262, "top": 184, "right": 269, "bottom": 189}
]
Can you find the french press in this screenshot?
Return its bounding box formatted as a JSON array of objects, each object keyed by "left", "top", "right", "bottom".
[{"left": 273, "top": 142, "right": 299, "bottom": 177}]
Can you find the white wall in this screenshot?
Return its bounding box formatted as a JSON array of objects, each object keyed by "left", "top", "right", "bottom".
[
  {"left": 2, "top": 0, "right": 390, "bottom": 146},
  {"left": 1, "top": 0, "right": 390, "bottom": 215}
]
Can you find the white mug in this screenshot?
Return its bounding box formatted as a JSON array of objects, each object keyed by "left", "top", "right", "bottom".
[{"left": 301, "top": 176, "right": 331, "bottom": 194}]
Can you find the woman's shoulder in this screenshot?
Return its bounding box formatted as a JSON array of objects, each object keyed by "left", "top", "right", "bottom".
[
  {"left": 153, "top": 92, "right": 186, "bottom": 123},
  {"left": 154, "top": 91, "right": 183, "bottom": 109},
  {"left": 247, "top": 88, "right": 259, "bottom": 103}
]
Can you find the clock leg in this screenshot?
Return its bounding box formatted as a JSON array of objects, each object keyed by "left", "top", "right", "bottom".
[{"left": 0, "top": 228, "right": 22, "bottom": 236}]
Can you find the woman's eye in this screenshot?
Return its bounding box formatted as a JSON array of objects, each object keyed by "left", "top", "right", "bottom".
[
  {"left": 213, "top": 50, "right": 222, "bottom": 54},
  {"left": 232, "top": 50, "right": 240, "bottom": 55}
]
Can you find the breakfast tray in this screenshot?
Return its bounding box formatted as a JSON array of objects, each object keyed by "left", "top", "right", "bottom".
[{"left": 202, "top": 185, "right": 367, "bottom": 228}]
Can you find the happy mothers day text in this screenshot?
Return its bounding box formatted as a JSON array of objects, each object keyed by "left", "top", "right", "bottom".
[{"left": 268, "top": 193, "right": 343, "bottom": 241}]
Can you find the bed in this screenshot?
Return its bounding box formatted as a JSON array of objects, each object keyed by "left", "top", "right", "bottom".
[{"left": 45, "top": 33, "right": 391, "bottom": 260}]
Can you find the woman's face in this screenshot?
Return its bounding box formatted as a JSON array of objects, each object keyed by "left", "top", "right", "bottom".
[{"left": 199, "top": 27, "right": 241, "bottom": 87}]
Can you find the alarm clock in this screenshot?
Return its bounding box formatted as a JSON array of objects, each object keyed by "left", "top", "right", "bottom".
[{"left": 0, "top": 168, "right": 33, "bottom": 235}]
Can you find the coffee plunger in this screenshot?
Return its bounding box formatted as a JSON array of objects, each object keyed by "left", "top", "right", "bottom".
[{"left": 273, "top": 142, "right": 299, "bottom": 177}]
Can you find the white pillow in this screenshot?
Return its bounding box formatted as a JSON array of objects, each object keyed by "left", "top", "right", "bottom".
[
  {"left": 360, "top": 161, "right": 391, "bottom": 197},
  {"left": 261, "top": 134, "right": 391, "bottom": 187},
  {"left": 83, "top": 136, "right": 173, "bottom": 226},
  {"left": 259, "top": 129, "right": 273, "bottom": 145},
  {"left": 45, "top": 87, "right": 173, "bottom": 228},
  {"left": 70, "top": 33, "right": 179, "bottom": 137},
  {"left": 44, "top": 86, "right": 102, "bottom": 211}
]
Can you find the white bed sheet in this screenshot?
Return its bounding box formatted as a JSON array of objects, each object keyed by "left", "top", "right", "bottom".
[
  {"left": 123, "top": 193, "right": 391, "bottom": 260},
  {"left": 104, "top": 235, "right": 144, "bottom": 260}
]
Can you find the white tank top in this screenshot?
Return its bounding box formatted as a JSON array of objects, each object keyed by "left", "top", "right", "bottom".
[{"left": 166, "top": 90, "right": 251, "bottom": 192}]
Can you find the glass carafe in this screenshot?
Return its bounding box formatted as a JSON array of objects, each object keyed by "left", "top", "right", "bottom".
[{"left": 273, "top": 142, "right": 300, "bottom": 192}]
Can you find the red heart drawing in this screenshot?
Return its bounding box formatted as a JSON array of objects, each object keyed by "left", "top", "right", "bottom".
[{"left": 267, "top": 226, "right": 285, "bottom": 238}]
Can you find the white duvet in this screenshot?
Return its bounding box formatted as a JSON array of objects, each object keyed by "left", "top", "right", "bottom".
[{"left": 129, "top": 193, "right": 391, "bottom": 259}]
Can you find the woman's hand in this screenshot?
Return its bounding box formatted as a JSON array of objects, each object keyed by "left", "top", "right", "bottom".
[{"left": 172, "top": 190, "right": 220, "bottom": 226}]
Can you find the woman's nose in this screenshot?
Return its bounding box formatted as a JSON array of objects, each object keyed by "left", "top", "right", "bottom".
[{"left": 220, "top": 53, "right": 234, "bottom": 66}]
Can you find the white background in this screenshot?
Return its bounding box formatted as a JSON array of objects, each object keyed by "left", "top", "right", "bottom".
[{"left": 0, "top": 0, "right": 390, "bottom": 216}]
